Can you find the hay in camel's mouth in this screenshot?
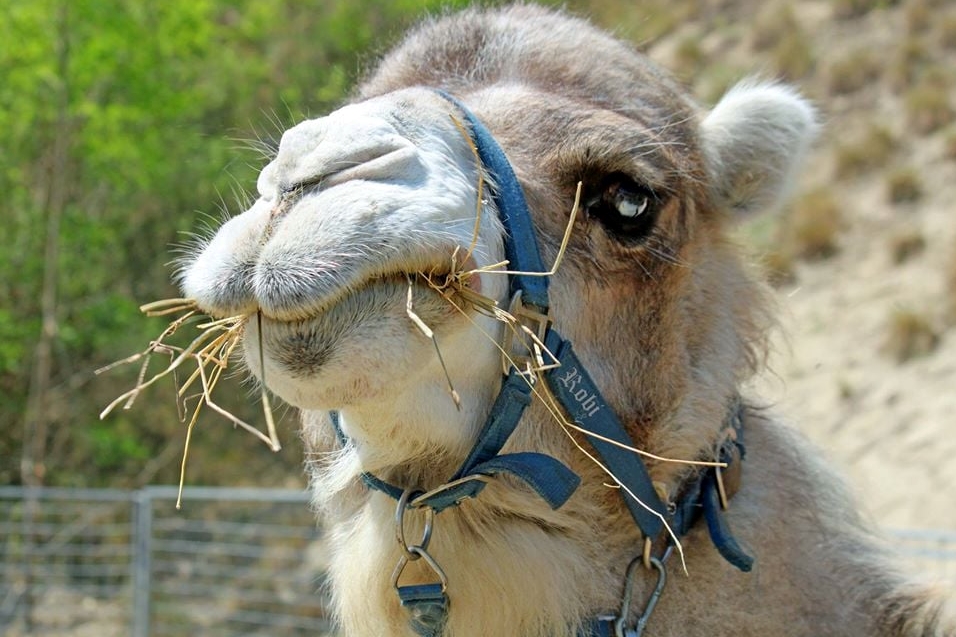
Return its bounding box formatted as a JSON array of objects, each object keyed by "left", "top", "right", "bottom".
[
  {"left": 96, "top": 256, "right": 490, "bottom": 506},
  {"left": 248, "top": 250, "right": 483, "bottom": 324},
  {"left": 97, "top": 298, "right": 266, "bottom": 508}
]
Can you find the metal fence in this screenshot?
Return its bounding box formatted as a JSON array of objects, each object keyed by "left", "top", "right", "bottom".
[
  {"left": 2, "top": 486, "right": 955, "bottom": 637},
  {"left": 0, "top": 486, "right": 332, "bottom": 637}
]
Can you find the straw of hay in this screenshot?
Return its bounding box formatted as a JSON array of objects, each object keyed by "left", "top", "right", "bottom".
[{"left": 97, "top": 300, "right": 279, "bottom": 508}]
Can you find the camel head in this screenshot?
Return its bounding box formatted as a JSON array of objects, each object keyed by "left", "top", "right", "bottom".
[
  {"left": 171, "top": 10, "right": 956, "bottom": 637},
  {"left": 180, "top": 4, "right": 816, "bottom": 509}
]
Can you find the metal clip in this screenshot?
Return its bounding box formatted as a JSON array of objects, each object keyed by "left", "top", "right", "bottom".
[
  {"left": 392, "top": 488, "right": 448, "bottom": 593},
  {"left": 392, "top": 489, "right": 450, "bottom": 637},
  {"left": 395, "top": 488, "right": 434, "bottom": 560},
  {"left": 614, "top": 544, "right": 672, "bottom": 637},
  {"left": 500, "top": 290, "right": 556, "bottom": 375}
]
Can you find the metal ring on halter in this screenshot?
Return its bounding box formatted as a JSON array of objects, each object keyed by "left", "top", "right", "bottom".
[
  {"left": 395, "top": 488, "right": 434, "bottom": 561},
  {"left": 500, "top": 290, "right": 554, "bottom": 376}
]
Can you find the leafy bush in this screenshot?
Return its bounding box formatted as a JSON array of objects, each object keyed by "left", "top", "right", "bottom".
[
  {"left": 886, "top": 168, "right": 924, "bottom": 204},
  {"left": 783, "top": 188, "right": 843, "bottom": 261}
]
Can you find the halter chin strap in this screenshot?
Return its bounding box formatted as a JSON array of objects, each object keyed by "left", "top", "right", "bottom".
[
  {"left": 328, "top": 90, "right": 752, "bottom": 637},
  {"left": 329, "top": 369, "right": 580, "bottom": 513}
]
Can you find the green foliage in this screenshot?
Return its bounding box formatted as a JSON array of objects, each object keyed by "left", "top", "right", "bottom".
[
  {"left": 905, "top": 76, "right": 955, "bottom": 134},
  {"left": 833, "top": 0, "right": 891, "bottom": 20},
  {"left": 564, "top": 0, "right": 690, "bottom": 43},
  {"left": 888, "top": 231, "right": 926, "bottom": 265},
  {"left": 0, "top": 0, "right": 470, "bottom": 488},
  {"left": 784, "top": 188, "right": 843, "bottom": 261},
  {"left": 883, "top": 308, "right": 940, "bottom": 363},
  {"left": 826, "top": 48, "right": 882, "bottom": 95}
]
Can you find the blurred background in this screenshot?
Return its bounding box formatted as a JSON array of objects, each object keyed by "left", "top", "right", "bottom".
[{"left": 2, "top": 0, "right": 956, "bottom": 634}]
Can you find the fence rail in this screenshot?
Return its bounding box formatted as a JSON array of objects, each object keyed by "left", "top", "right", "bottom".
[
  {"left": 1, "top": 486, "right": 955, "bottom": 636},
  {"left": 0, "top": 486, "right": 331, "bottom": 637}
]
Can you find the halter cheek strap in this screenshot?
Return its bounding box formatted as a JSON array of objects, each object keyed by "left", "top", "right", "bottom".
[{"left": 431, "top": 90, "right": 671, "bottom": 539}]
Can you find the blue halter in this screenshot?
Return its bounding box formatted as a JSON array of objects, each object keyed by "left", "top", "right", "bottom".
[{"left": 329, "top": 91, "right": 752, "bottom": 637}]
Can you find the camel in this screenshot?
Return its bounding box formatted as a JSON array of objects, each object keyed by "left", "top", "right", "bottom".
[{"left": 179, "top": 5, "right": 955, "bottom": 636}]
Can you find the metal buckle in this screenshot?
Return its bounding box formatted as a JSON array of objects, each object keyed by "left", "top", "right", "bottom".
[
  {"left": 410, "top": 474, "right": 491, "bottom": 509},
  {"left": 500, "top": 290, "right": 557, "bottom": 375},
  {"left": 395, "top": 488, "right": 434, "bottom": 560},
  {"left": 391, "top": 545, "right": 449, "bottom": 594}
]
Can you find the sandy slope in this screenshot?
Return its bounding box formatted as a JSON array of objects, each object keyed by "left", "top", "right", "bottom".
[
  {"left": 647, "top": 1, "right": 956, "bottom": 535},
  {"left": 762, "top": 6, "right": 956, "bottom": 534},
  {"left": 759, "top": 154, "right": 956, "bottom": 534},
  {"left": 664, "top": 1, "right": 956, "bottom": 534}
]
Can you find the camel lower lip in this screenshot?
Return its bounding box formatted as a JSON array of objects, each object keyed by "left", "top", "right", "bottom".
[{"left": 249, "top": 272, "right": 472, "bottom": 382}]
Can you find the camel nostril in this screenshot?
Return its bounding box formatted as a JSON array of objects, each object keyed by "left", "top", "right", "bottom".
[
  {"left": 261, "top": 194, "right": 297, "bottom": 243},
  {"left": 269, "top": 112, "right": 419, "bottom": 197}
]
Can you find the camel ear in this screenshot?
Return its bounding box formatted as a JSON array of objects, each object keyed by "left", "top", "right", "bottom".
[{"left": 700, "top": 81, "right": 819, "bottom": 218}]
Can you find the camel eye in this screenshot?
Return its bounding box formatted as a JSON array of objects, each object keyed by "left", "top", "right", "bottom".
[
  {"left": 611, "top": 183, "right": 650, "bottom": 218},
  {"left": 584, "top": 175, "right": 661, "bottom": 242}
]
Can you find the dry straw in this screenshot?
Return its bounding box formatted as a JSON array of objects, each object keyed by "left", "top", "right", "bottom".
[
  {"left": 97, "top": 299, "right": 278, "bottom": 508},
  {"left": 411, "top": 215, "right": 714, "bottom": 570}
]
